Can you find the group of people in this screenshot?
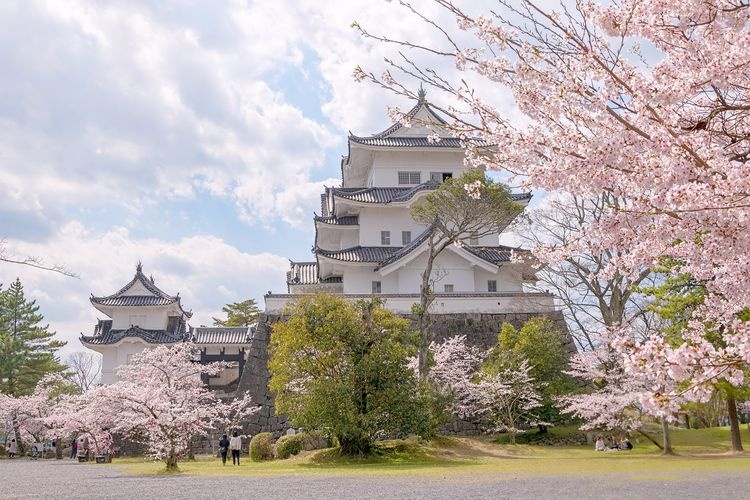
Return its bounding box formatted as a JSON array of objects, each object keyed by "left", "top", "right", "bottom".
[
  {"left": 218, "top": 431, "right": 243, "bottom": 465},
  {"left": 595, "top": 435, "right": 633, "bottom": 452}
]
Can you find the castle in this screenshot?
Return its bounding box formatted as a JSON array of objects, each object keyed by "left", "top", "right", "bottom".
[{"left": 81, "top": 96, "right": 566, "bottom": 433}]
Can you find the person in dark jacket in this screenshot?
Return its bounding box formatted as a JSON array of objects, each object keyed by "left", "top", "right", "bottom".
[
  {"left": 71, "top": 438, "right": 78, "bottom": 459},
  {"left": 218, "top": 434, "right": 230, "bottom": 465}
]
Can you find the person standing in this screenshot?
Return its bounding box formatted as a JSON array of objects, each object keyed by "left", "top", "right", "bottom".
[
  {"left": 8, "top": 438, "right": 18, "bottom": 458},
  {"left": 229, "top": 431, "right": 242, "bottom": 465},
  {"left": 218, "top": 434, "right": 230, "bottom": 466},
  {"left": 71, "top": 438, "right": 77, "bottom": 459}
]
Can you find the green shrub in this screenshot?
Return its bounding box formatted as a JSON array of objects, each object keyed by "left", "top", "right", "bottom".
[
  {"left": 300, "top": 431, "right": 329, "bottom": 451},
  {"left": 249, "top": 432, "right": 274, "bottom": 461},
  {"left": 275, "top": 434, "right": 304, "bottom": 459}
]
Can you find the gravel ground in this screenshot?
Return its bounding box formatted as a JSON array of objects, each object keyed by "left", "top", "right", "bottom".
[{"left": 2, "top": 458, "right": 749, "bottom": 500}]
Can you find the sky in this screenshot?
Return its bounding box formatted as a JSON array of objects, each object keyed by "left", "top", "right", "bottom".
[{"left": 0, "top": 0, "right": 530, "bottom": 357}]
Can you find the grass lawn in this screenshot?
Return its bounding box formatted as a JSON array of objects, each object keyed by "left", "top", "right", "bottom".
[{"left": 109, "top": 426, "right": 750, "bottom": 479}]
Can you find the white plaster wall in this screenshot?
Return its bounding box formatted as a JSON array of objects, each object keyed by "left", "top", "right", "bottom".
[
  {"left": 369, "top": 150, "right": 468, "bottom": 187},
  {"left": 474, "top": 265, "right": 524, "bottom": 292},
  {"left": 98, "top": 346, "right": 119, "bottom": 385},
  {"left": 120, "top": 281, "right": 150, "bottom": 296},
  {"left": 358, "top": 208, "right": 426, "bottom": 247},
  {"left": 343, "top": 267, "right": 398, "bottom": 294},
  {"left": 394, "top": 251, "right": 477, "bottom": 293},
  {"left": 340, "top": 229, "right": 359, "bottom": 248},
  {"left": 111, "top": 307, "right": 168, "bottom": 330}
]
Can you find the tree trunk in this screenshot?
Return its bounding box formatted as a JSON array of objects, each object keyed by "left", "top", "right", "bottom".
[
  {"left": 636, "top": 428, "right": 663, "bottom": 450},
  {"left": 165, "top": 447, "right": 179, "bottom": 471},
  {"left": 661, "top": 418, "right": 674, "bottom": 455},
  {"left": 339, "top": 435, "right": 371, "bottom": 456},
  {"left": 727, "top": 395, "right": 744, "bottom": 453},
  {"left": 417, "top": 245, "right": 438, "bottom": 378},
  {"left": 509, "top": 432, "right": 516, "bottom": 445}
]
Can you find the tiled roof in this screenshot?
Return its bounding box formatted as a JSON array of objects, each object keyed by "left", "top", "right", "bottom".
[
  {"left": 314, "top": 215, "right": 359, "bottom": 225},
  {"left": 192, "top": 327, "right": 253, "bottom": 345},
  {"left": 80, "top": 326, "right": 188, "bottom": 346},
  {"left": 349, "top": 136, "right": 468, "bottom": 148},
  {"left": 90, "top": 262, "right": 192, "bottom": 318},
  {"left": 317, "top": 246, "right": 400, "bottom": 263},
  {"left": 90, "top": 296, "right": 176, "bottom": 307},
  {"left": 318, "top": 242, "right": 525, "bottom": 268},
  {"left": 348, "top": 101, "right": 491, "bottom": 148},
  {"left": 377, "top": 226, "right": 433, "bottom": 268},
  {"left": 350, "top": 100, "right": 448, "bottom": 140},
  {"left": 287, "top": 261, "right": 343, "bottom": 285},
  {"left": 464, "top": 246, "right": 519, "bottom": 263},
  {"left": 330, "top": 183, "right": 437, "bottom": 204},
  {"left": 330, "top": 184, "right": 531, "bottom": 205}
]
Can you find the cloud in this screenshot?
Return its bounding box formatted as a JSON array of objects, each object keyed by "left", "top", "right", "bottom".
[{"left": 0, "top": 221, "right": 289, "bottom": 355}]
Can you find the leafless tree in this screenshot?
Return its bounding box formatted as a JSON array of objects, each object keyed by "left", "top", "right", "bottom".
[
  {"left": 1, "top": 239, "right": 77, "bottom": 278},
  {"left": 515, "top": 192, "right": 656, "bottom": 351},
  {"left": 66, "top": 351, "right": 102, "bottom": 392}
]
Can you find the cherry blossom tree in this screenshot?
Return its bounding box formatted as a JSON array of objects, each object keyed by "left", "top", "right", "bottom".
[
  {"left": 356, "top": 0, "right": 750, "bottom": 419},
  {"left": 558, "top": 331, "right": 668, "bottom": 451},
  {"left": 93, "top": 343, "right": 258, "bottom": 470},
  {"left": 0, "top": 374, "right": 70, "bottom": 453},
  {"left": 46, "top": 386, "right": 116, "bottom": 457},
  {"left": 428, "top": 335, "right": 543, "bottom": 443}
]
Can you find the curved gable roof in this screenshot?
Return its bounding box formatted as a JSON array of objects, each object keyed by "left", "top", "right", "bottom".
[{"left": 90, "top": 263, "right": 192, "bottom": 318}]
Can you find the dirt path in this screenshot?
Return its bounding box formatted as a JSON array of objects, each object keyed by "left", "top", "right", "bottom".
[{"left": 3, "top": 457, "right": 750, "bottom": 499}]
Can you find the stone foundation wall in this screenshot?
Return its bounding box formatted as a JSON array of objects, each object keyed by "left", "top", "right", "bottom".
[{"left": 236, "top": 310, "right": 571, "bottom": 435}]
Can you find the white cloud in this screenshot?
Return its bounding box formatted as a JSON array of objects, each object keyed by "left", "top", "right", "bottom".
[{"left": 0, "top": 221, "right": 289, "bottom": 356}]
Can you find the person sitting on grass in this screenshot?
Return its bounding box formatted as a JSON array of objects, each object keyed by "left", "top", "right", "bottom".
[
  {"left": 620, "top": 437, "right": 633, "bottom": 450},
  {"left": 608, "top": 435, "right": 620, "bottom": 451},
  {"left": 595, "top": 436, "right": 605, "bottom": 451}
]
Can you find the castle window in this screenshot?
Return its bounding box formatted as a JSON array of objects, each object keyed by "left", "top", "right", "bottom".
[
  {"left": 381, "top": 231, "right": 391, "bottom": 245},
  {"left": 488, "top": 280, "right": 497, "bottom": 292},
  {"left": 468, "top": 232, "right": 479, "bottom": 246},
  {"left": 430, "top": 172, "right": 453, "bottom": 183},
  {"left": 444, "top": 284, "right": 454, "bottom": 293},
  {"left": 398, "top": 171, "right": 421, "bottom": 185},
  {"left": 402, "top": 231, "right": 412, "bottom": 245},
  {"left": 372, "top": 281, "right": 382, "bottom": 294}
]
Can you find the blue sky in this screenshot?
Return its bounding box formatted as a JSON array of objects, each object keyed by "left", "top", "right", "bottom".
[{"left": 0, "top": 0, "right": 528, "bottom": 355}]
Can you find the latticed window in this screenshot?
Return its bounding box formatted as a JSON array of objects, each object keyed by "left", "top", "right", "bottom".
[
  {"left": 381, "top": 231, "right": 391, "bottom": 245},
  {"left": 372, "top": 281, "right": 382, "bottom": 294},
  {"left": 488, "top": 280, "right": 497, "bottom": 292},
  {"left": 398, "top": 171, "right": 421, "bottom": 184},
  {"left": 402, "top": 231, "right": 412, "bottom": 245},
  {"left": 444, "top": 284, "right": 454, "bottom": 293}
]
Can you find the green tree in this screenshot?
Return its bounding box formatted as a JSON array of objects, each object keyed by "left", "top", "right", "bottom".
[
  {"left": 269, "top": 294, "right": 430, "bottom": 455},
  {"left": 212, "top": 299, "right": 260, "bottom": 327},
  {"left": 0, "top": 278, "right": 67, "bottom": 396},
  {"left": 485, "top": 317, "right": 573, "bottom": 428},
  {"left": 411, "top": 170, "right": 523, "bottom": 377}
]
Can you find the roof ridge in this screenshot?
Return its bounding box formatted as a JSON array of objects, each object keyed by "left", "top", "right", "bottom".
[
  {"left": 92, "top": 263, "right": 177, "bottom": 301},
  {"left": 350, "top": 101, "right": 451, "bottom": 141}
]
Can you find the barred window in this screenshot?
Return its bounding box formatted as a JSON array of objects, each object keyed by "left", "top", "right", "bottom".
[
  {"left": 381, "top": 231, "right": 391, "bottom": 245},
  {"left": 398, "top": 171, "right": 421, "bottom": 184},
  {"left": 444, "top": 284, "right": 454, "bottom": 293},
  {"left": 488, "top": 280, "right": 497, "bottom": 292},
  {"left": 372, "top": 281, "right": 382, "bottom": 294},
  {"left": 402, "top": 231, "right": 412, "bottom": 245}
]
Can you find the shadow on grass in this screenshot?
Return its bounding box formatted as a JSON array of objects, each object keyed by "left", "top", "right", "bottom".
[{"left": 300, "top": 440, "right": 480, "bottom": 470}]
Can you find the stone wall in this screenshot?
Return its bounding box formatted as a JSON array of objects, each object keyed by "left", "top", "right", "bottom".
[
  {"left": 236, "top": 310, "right": 571, "bottom": 435},
  {"left": 235, "top": 314, "right": 288, "bottom": 437}
]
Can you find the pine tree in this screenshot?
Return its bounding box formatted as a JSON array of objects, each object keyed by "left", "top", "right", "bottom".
[
  {"left": 212, "top": 299, "right": 260, "bottom": 327},
  {"left": 0, "top": 278, "right": 66, "bottom": 396}
]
